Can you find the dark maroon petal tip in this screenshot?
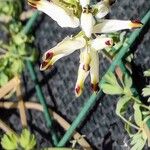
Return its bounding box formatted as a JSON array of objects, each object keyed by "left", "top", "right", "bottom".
[
  {"left": 75, "top": 86, "right": 81, "bottom": 95},
  {"left": 105, "top": 40, "right": 111, "bottom": 46},
  {"left": 83, "top": 64, "right": 90, "bottom": 71},
  {"left": 91, "top": 83, "right": 100, "bottom": 92},
  {"left": 131, "top": 19, "right": 143, "bottom": 25},
  {"left": 45, "top": 52, "right": 53, "bottom": 60}
]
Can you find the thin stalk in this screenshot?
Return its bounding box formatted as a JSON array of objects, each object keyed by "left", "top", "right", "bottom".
[
  {"left": 22, "top": 11, "right": 58, "bottom": 145},
  {"left": 118, "top": 114, "right": 140, "bottom": 130},
  {"left": 57, "top": 9, "right": 150, "bottom": 147},
  {"left": 131, "top": 96, "right": 150, "bottom": 110},
  {"left": 26, "top": 61, "right": 58, "bottom": 146}
]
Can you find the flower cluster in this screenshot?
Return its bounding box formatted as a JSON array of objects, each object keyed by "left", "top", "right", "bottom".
[{"left": 28, "top": 0, "right": 143, "bottom": 96}]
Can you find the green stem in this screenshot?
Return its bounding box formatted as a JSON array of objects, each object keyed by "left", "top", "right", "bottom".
[
  {"left": 131, "top": 96, "right": 150, "bottom": 110},
  {"left": 22, "top": 11, "right": 39, "bottom": 34},
  {"left": 26, "top": 61, "right": 58, "bottom": 146},
  {"left": 118, "top": 114, "right": 140, "bottom": 130},
  {"left": 22, "top": 11, "right": 58, "bottom": 145},
  {"left": 57, "top": 9, "right": 150, "bottom": 147}
]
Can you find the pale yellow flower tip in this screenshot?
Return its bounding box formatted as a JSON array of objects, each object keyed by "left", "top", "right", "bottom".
[
  {"left": 28, "top": 0, "right": 40, "bottom": 8},
  {"left": 103, "top": 0, "right": 116, "bottom": 6},
  {"left": 129, "top": 19, "right": 143, "bottom": 29},
  {"left": 40, "top": 60, "right": 52, "bottom": 71}
]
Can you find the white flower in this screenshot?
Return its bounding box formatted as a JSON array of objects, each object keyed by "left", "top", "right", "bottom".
[
  {"left": 28, "top": 0, "right": 79, "bottom": 28},
  {"left": 80, "top": 7, "right": 95, "bottom": 38},
  {"left": 31, "top": 0, "right": 144, "bottom": 97},
  {"left": 40, "top": 35, "right": 113, "bottom": 96},
  {"left": 79, "top": 0, "right": 90, "bottom": 7},
  {"left": 40, "top": 36, "right": 86, "bottom": 70},
  {"left": 93, "top": 19, "right": 143, "bottom": 34},
  {"left": 28, "top": 0, "right": 143, "bottom": 38}
]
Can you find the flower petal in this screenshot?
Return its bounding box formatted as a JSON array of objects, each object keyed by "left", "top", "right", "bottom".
[
  {"left": 42, "top": 36, "right": 86, "bottom": 61},
  {"left": 103, "top": 0, "right": 116, "bottom": 6},
  {"left": 90, "top": 50, "right": 100, "bottom": 92},
  {"left": 93, "top": 19, "right": 143, "bottom": 33},
  {"left": 79, "top": 0, "right": 90, "bottom": 7},
  {"left": 94, "top": 1, "right": 110, "bottom": 19},
  {"left": 80, "top": 47, "right": 91, "bottom": 71},
  {"left": 40, "top": 54, "right": 64, "bottom": 71},
  {"left": 75, "top": 64, "right": 89, "bottom": 97},
  {"left": 28, "top": 0, "right": 79, "bottom": 28},
  {"left": 91, "top": 36, "right": 113, "bottom": 51},
  {"left": 81, "top": 12, "right": 95, "bottom": 37}
]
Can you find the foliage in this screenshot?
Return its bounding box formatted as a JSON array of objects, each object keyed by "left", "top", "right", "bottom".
[
  {"left": 0, "top": 2, "right": 37, "bottom": 88},
  {"left": 1, "top": 129, "right": 36, "bottom": 150},
  {"left": 101, "top": 71, "right": 150, "bottom": 150},
  {"left": 142, "top": 70, "right": 150, "bottom": 102},
  {"left": 0, "top": 0, "right": 22, "bottom": 20},
  {"left": 1, "top": 129, "right": 77, "bottom": 150}
]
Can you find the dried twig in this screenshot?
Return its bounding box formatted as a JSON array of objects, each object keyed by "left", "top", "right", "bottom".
[
  {"left": 16, "top": 76, "right": 27, "bottom": 128},
  {"left": 0, "top": 101, "right": 92, "bottom": 150},
  {"left": 0, "top": 118, "right": 17, "bottom": 136},
  {"left": 0, "top": 76, "right": 19, "bottom": 99}
]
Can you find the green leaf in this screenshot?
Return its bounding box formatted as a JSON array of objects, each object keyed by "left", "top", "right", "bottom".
[
  {"left": 143, "top": 115, "right": 150, "bottom": 123},
  {"left": 124, "top": 74, "right": 132, "bottom": 88},
  {"left": 130, "top": 132, "right": 142, "bottom": 145},
  {"left": 101, "top": 83, "right": 123, "bottom": 95},
  {"left": 101, "top": 72, "right": 124, "bottom": 95},
  {"left": 142, "top": 85, "right": 150, "bottom": 97},
  {"left": 104, "top": 72, "right": 119, "bottom": 86},
  {"left": 142, "top": 111, "right": 150, "bottom": 116},
  {"left": 10, "top": 59, "right": 24, "bottom": 75},
  {"left": 1, "top": 133, "right": 18, "bottom": 150},
  {"left": 19, "top": 129, "right": 36, "bottom": 150},
  {"left": 131, "top": 136, "right": 146, "bottom": 150},
  {"left": 144, "top": 70, "right": 150, "bottom": 77},
  {"left": 133, "top": 103, "right": 142, "bottom": 126},
  {"left": 13, "top": 34, "right": 27, "bottom": 45},
  {"left": 116, "top": 96, "right": 131, "bottom": 116},
  {"left": 0, "top": 72, "right": 8, "bottom": 87},
  {"left": 0, "top": 58, "right": 8, "bottom": 71}
]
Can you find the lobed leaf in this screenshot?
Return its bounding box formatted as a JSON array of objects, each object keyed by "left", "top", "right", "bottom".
[
  {"left": 1, "top": 133, "right": 18, "bottom": 150},
  {"left": 19, "top": 129, "right": 36, "bottom": 150},
  {"left": 142, "top": 85, "right": 150, "bottom": 97},
  {"left": 133, "top": 103, "right": 142, "bottom": 127},
  {"left": 124, "top": 74, "right": 132, "bottom": 88},
  {"left": 0, "top": 72, "right": 8, "bottom": 87},
  {"left": 101, "top": 83, "right": 123, "bottom": 95},
  {"left": 144, "top": 70, "right": 150, "bottom": 77},
  {"left": 116, "top": 96, "right": 131, "bottom": 116}
]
